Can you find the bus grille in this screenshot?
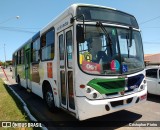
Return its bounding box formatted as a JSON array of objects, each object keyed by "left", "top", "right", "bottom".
[{"left": 104, "top": 74, "right": 144, "bottom": 99}]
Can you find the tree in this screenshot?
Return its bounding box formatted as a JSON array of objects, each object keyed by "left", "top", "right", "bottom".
[{"left": 0, "top": 61, "right": 2, "bottom": 66}]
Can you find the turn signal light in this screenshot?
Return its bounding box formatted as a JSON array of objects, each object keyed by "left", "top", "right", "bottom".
[{"left": 80, "top": 84, "right": 85, "bottom": 89}]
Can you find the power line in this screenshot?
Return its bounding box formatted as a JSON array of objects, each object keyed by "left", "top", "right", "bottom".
[
  {"left": 142, "top": 27, "right": 160, "bottom": 29},
  {"left": 0, "top": 16, "right": 20, "bottom": 25},
  {"left": 0, "top": 26, "right": 40, "bottom": 30},
  {"left": 0, "top": 26, "right": 37, "bottom": 33},
  {"left": 143, "top": 41, "right": 160, "bottom": 44},
  {"left": 139, "top": 15, "right": 160, "bottom": 25},
  {"left": 0, "top": 28, "right": 36, "bottom": 33}
]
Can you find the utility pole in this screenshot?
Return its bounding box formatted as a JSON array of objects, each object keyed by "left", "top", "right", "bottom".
[
  {"left": 0, "top": 16, "right": 19, "bottom": 68},
  {"left": 4, "top": 44, "right": 6, "bottom": 68}
]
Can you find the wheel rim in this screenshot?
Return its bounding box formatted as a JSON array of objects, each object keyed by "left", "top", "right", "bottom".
[{"left": 46, "top": 91, "right": 54, "bottom": 107}]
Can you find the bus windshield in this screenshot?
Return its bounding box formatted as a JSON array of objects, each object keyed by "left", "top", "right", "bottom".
[{"left": 78, "top": 25, "right": 144, "bottom": 75}]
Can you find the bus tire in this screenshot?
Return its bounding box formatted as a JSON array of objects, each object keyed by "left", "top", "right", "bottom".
[
  {"left": 44, "top": 84, "right": 57, "bottom": 112},
  {"left": 16, "top": 75, "right": 21, "bottom": 86}
]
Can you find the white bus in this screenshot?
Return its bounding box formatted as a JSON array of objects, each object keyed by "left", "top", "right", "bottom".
[
  {"left": 12, "top": 3, "right": 147, "bottom": 120},
  {"left": 146, "top": 66, "right": 160, "bottom": 96}
]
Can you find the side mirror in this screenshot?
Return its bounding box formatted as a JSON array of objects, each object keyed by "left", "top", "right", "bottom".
[{"left": 77, "top": 25, "right": 85, "bottom": 43}]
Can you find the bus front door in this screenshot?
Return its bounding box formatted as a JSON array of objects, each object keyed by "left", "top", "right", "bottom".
[{"left": 58, "top": 27, "right": 75, "bottom": 113}]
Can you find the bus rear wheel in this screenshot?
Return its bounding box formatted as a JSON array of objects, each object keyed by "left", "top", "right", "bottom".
[
  {"left": 44, "top": 86, "right": 57, "bottom": 112},
  {"left": 16, "top": 75, "right": 21, "bottom": 86}
]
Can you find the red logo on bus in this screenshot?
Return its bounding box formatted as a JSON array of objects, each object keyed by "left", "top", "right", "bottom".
[{"left": 82, "top": 61, "right": 101, "bottom": 73}]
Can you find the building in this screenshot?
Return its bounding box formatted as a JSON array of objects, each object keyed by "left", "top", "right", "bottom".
[{"left": 144, "top": 53, "right": 160, "bottom": 65}]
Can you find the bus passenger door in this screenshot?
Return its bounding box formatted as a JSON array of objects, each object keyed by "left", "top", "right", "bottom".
[
  {"left": 25, "top": 49, "right": 31, "bottom": 89},
  {"left": 58, "top": 27, "right": 75, "bottom": 113}
]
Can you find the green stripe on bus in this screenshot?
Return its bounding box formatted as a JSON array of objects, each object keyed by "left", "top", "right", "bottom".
[{"left": 87, "top": 78, "right": 125, "bottom": 94}]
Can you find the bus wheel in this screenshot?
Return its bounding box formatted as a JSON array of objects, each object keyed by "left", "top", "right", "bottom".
[
  {"left": 44, "top": 87, "right": 57, "bottom": 112},
  {"left": 16, "top": 75, "right": 21, "bottom": 86}
]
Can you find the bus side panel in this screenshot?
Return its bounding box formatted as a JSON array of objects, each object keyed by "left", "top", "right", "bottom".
[
  {"left": 18, "top": 64, "right": 26, "bottom": 88},
  {"left": 31, "top": 62, "right": 44, "bottom": 98}
]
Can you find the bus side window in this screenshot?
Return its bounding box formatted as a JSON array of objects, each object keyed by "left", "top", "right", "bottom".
[
  {"left": 18, "top": 50, "right": 21, "bottom": 65},
  {"left": 32, "top": 38, "right": 40, "bottom": 62},
  {"left": 21, "top": 49, "right": 24, "bottom": 64},
  {"left": 16, "top": 52, "right": 18, "bottom": 65},
  {"left": 41, "top": 28, "right": 55, "bottom": 61}
]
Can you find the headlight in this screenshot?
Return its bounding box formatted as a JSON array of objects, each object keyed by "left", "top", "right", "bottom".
[
  {"left": 92, "top": 93, "right": 98, "bottom": 99},
  {"left": 138, "top": 79, "right": 147, "bottom": 91},
  {"left": 86, "top": 88, "right": 91, "bottom": 93},
  {"left": 80, "top": 85, "right": 103, "bottom": 99},
  {"left": 140, "top": 85, "right": 144, "bottom": 90}
]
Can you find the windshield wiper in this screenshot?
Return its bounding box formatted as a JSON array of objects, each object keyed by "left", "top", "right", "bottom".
[
  {"left": 126, "top": 34, "right": 130, "bottom": 58},
  {"left": 126, "top": 27, "right": 133, "bottom": 58},
  {"left": 129, "top": 27, "right": 133, "bottom": 47},
  {"left": 96, "top": 21, "right": 113, "bottom": 56}
]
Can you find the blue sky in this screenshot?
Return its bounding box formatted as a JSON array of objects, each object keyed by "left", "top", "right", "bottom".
[{"left": 0, "top": 0, "right": 160, "bottom": 61}]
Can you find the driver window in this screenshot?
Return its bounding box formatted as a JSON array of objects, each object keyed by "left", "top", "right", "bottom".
[{"left": 89, "top": 38, "right": 102, "bottom": 62}]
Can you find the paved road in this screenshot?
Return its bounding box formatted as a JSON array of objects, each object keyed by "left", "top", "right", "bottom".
[{"left": 0, "top": 68, "right": 160, "bottom": 130}]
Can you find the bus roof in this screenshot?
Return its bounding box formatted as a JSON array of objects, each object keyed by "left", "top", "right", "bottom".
[{"left": 41, "top": 3, "right": 138, "bottom": 32}]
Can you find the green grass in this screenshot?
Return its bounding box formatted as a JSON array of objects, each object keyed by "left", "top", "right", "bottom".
[{"left": 0, "top": 79, "right": 40, "bottom": 130}]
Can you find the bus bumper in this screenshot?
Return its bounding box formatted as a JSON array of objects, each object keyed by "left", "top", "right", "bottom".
[{"left": 76, "top": 88, "right": 147, "bottom": 120}]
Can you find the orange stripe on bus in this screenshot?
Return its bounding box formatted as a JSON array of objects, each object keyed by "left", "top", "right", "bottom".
[{"left": 47, "top": 62, "right": 53, "bottom": 78}]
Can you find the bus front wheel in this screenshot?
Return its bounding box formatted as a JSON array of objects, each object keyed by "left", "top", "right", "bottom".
[{"left": 44, "top": 86, "right": 57, "bottom": 112}]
